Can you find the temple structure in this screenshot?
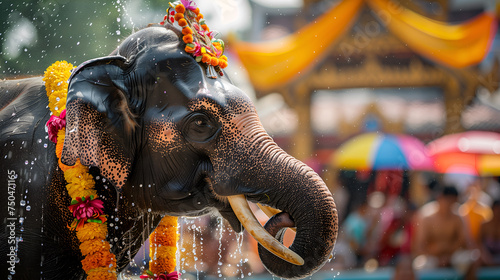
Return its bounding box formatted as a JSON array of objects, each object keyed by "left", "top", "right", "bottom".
[{"left": 230, "top": 0, "right": 500, "bottom": 160}]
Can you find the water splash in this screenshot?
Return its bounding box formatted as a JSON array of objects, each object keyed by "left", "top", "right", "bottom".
[{"left": 217, "top": 216, "right": 224, "bottom": 278}]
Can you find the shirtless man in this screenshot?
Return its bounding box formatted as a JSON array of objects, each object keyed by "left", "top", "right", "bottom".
[{"left": 413, "top": 186, "right": 467, "bottom": 267}]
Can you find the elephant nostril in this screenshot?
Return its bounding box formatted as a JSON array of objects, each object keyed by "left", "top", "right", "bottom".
[{"left": 264, "top": 212, "right": 295, "bottom": 240}]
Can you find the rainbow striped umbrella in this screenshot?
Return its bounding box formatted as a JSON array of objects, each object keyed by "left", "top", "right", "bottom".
[{"left": 334, "top": 133, "right": 434, "bottom": 170}]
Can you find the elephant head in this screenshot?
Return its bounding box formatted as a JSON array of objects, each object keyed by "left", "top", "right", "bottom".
[{"left": 60, "top": 24, "right": 338, "bottom": 279}]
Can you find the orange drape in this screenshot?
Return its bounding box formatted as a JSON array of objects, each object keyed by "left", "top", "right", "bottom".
[
  {"left": 231, "top": 0, "right": 364, "bottom": 91},
  {"left": 230, "top": 0, "right": 497, "bottom": 91},
  {"left": 367, "top": 0, "right": 497, "bottom": 68}
]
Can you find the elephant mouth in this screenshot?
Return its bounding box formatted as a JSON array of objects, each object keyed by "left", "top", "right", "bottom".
[{"left": 227, "top": 195, "right": 304, "bottom": 266}]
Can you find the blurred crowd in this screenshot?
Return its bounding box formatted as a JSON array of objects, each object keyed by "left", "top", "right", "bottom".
[{"left": 333, "top": 170, "right": 500, "bottom": 279}]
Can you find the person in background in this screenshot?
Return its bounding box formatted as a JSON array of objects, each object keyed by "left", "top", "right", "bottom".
[
  {"left": 343, "top": 200, "right": 375, "bottom": 266},
  {"left": 459, "top": 179, "right": 493, "bottom": 244},
  {"left": 479, "top": 200, "right": 500, "bottom": 266},
  {"left": 413, "top": 186, "right": 467, "bottom": 268}
]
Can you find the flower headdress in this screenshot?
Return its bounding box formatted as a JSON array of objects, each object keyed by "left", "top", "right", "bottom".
[{"left": 160, "top": 0, "right": 228, "bottom": 78}]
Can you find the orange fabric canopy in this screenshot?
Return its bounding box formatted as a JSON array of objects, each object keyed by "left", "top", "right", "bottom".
[
  {"left": 230, "top": 0, "right": 498, "bottom": 91},
  {"left": 367, "top": 0, "right": 497, "bottom": 68},
  {"left": 231, "top": 0, "right": 364, "bottom": 91}
]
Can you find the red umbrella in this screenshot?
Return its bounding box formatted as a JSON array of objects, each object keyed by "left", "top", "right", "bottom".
[{"left": 427, "top": 131, "right": 500, "bottom": 175}]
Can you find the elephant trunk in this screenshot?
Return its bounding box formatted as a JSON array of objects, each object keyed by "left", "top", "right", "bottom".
[
  {"left": 215, "top": 112, "right": 339, "bottom": 279},
  {"left": 257, "top": 151, "right": 338, "bottom": 279}
]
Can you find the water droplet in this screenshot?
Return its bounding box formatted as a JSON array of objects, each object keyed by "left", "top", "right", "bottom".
[
  {"left": 147, "top": 208, "right": 151, "bottom": 212},
  {"left": 24, "top": 160, "right": 28, "bottom": 165},
  {"left": 26, "top": 205, "right": 31, "bottom": 211},
  {"left": 20, "top": 200, "right": 26, "bottom": 206}
]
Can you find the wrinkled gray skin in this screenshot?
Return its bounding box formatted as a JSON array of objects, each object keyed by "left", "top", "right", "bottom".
[{"left": 0, "top": 24, "right": 338, "bottom": 279}]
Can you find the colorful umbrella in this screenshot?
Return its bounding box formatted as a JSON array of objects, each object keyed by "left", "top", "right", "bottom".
[
  {"left": 334, "top": 133, "right": 434, "bottom": 170},
  {"left": 427, "top": 131, "right": 500, "bottom": 175}
]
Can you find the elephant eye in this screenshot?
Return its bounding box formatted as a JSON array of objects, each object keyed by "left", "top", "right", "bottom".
[{"left": 184, "top": 113, "right": 219, "bottom": 143}]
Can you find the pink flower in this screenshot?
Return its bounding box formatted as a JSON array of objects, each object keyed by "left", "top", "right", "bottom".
[
  {"left": 191, "top": 42, "right": 202, "bottom": 56},
  {"left": 46, "top": 109, "right": 66, "bottom": 143},
  {"left": 140, "top": 271, "right": 179, "bottom": 280},
  {"left": 158, "top": 272, "right": 180, "bottom": 280},
  {"left": 69, "top": 196, "right": 104, "bottom": 221},
  {"left": 180, "top": 0, "right": 197, "bottom": 11}
]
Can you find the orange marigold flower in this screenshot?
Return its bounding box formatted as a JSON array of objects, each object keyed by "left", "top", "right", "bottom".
[
  {"left": 183, "top": 34, "right": 193, "bottom": 44},
  {"left": 59, "top": 157, "right": 75, "bottom": 172},
  {"left": 210, "top": 57, "right": 219, "bottom": 67},
  {"left": 150, "top": 227, "right": 178, "bottom": 247},
  {"left": 158, "top": 216, "right": 178, "bottom": 227},
  {"left": 220, "top": 55, "right": 228, "bottom": 61},
  {"left": 175, "top": 4, "right": 185, "bottom": 13},
  {"left": 219, "top": 60, "right": 228, "bottom": 69},
  {"left": 201, "top": 54, "right": 211, "bottom": 63},
  {"left": 178, "top": 18, "right": 187, "bottom": 27},
  {"left": 149, "top": 254, "right": 176, "bottom": 275},
  {"left": 196, "top": 14, "right": 203, "bottom": 21},
  {"left": 55, "top": 128, "right": 65, "bottom": 158},
  {"left": 174, "top": 12, "right": 184, "bottom": 22},
  {"left": 151, "top": 244, "right": 177, "bottom": 259},
  {"left": 182, "top": 26, "right": 192, "bottom": 35},
  {"left": 80, "top": 239, "right": 111, "bottom": 256},
  {"left": 201, "top": 24, "right": 209, "bottom": 31},
  {"left": 185, "top": 46, "right": 195, "bottom": 53},
  {"left": 86, "top": 267, "right": 117, "bottom": 280},
  {"left": 81, "top": 250, "right": 116, "bottom": 272},
  {"left": 76, "top": 222, "right": 107, "bottom": 242}
]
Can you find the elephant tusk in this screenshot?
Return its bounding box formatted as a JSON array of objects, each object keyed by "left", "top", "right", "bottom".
[
  {"left": 257, "top": 203, "right": 281, "bottom": 217},
  {"left": 227, "top": 195, "right": 304, "bottom": 266},
  {"left": 257, "top": 203, "right": 296, "bottom": 232}
]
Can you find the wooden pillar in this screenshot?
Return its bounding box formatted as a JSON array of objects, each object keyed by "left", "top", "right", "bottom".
[
  {"left": 289, "top": 83, "right": 313, "bottom": 161},
  {"left": 443, "top": 77, "right": 464, "bottom": 134}
]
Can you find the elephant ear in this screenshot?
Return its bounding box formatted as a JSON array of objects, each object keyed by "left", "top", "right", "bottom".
[{"left": 60, "top": 56, "right": 135, "bottom": 189}]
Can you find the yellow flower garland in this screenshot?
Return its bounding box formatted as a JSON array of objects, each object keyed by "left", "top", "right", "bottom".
[
  {"left": 44, "top": 61, "right": 178, "bottom": 279},
  {"left": 44, "top": 61, "right": 117, "bottom": 280}
]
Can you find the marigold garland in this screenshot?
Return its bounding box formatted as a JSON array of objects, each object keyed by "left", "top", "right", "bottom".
[
  {"left": 147, "top": 216, "right": 179, "bottom": 278},
  {"left": 45, "top": 60, "right": 180, "bottom": 280},
  {"left": 44, "top": 61, "right": 116, "bottom": 279}
]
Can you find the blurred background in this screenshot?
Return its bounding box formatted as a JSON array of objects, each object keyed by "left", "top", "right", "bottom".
[{"left": 2, "top": 0, "right": 500, "bottom": 279}]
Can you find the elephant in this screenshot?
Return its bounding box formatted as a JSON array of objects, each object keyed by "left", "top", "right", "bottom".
[{"left": 0, "top": 23, "right": 338, "bottom": 279}]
